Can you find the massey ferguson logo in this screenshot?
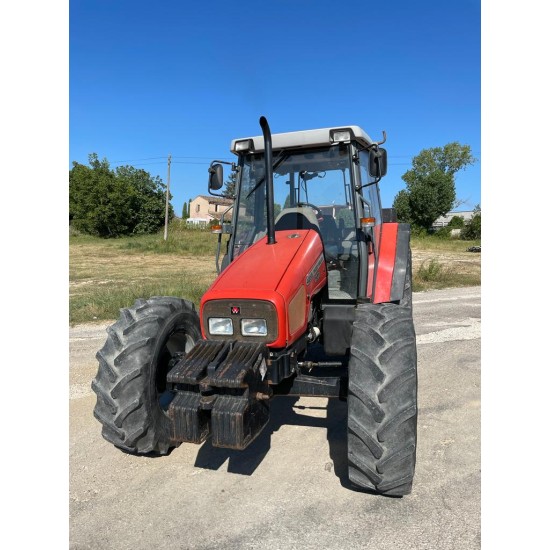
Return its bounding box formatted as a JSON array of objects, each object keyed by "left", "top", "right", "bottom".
[
  {"left": 231, "top": 306, "right": 240, "bottom": 315},
  {"left": 306, "top": 254, "right": 324, "bottom": 286}
]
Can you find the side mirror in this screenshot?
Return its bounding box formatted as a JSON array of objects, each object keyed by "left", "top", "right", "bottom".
[
  {"left": 368, "top": 147, "right": 388, "bottom": 178},
  {"left": 208, "top": 163, "right": 224, "bottom": 191}
]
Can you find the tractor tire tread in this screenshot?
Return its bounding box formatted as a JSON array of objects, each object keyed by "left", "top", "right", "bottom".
[
  {"left": 91, "top": 296, "right": 200, "bottom": 455},
  {"left": 347, "top": 299, "right": 417, "bottom": 497}
]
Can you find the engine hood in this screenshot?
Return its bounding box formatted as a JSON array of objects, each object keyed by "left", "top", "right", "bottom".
[{"left": 200, "top": 229, "right": 327, "bottom": 347}]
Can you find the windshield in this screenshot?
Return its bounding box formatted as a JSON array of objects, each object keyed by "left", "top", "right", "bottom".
[
  {"left": 232, "top": 145, "right": 360, "bottom": 299},
  {"left": 233, "top": 145, "right": 354, "bottom": 254}
]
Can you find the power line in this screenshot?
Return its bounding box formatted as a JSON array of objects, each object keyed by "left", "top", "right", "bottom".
[
  {"left": 172, "top": 155, "right": 233, "bottom": 160},
  {"left": 110, "top": 152, "right": 481, "bottom": 164},
  {"left": 112, "top": 156, "right": 166, "bottom": 162},
  {"left": 110, "top": 160, "right": 414, "bottom": 169},
  {"left": 112, "top": 161, "right": 167, "bottom": 167},
  {"left": 171, "top": 161, "right": 216, "bottom": 165},
  {"left": 109, "top": 152, "right": 481, "bottom": 169}
]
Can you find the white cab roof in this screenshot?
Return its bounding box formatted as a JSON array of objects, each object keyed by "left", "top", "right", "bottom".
[{"left": 230, "top": 125, "right": 374, "bottom": 154}]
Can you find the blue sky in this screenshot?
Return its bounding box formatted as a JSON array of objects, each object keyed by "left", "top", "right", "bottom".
[{"left": 70, "top": 0, "right": 480, "bottom": 217}]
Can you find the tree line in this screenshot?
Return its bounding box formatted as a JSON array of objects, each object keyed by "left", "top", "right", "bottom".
[
  {"left": 70, "top": 143, "right": 480, "bottom": 240},
  {"left": 69, "top": 154, "right": 173, "bottom": 237}
]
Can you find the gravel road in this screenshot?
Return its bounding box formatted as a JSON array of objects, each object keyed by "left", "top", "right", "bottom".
[{"left": 69, "top": 286, "right": 481, "bottom": 550}]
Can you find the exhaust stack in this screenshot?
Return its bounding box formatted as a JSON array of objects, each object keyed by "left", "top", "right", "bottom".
[{"left": 259, "top": 116, "right": 276, "bottom": 245}]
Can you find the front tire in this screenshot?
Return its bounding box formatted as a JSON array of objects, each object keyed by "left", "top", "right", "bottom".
[
  {"left": 347, "top": 301, "right": 417, "bottom": 496},
  {"left": 91, "top": 296, "right": 201, "bottom": 454}
]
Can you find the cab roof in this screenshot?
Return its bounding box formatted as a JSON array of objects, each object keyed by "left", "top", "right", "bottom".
[{"left": 230, "top": 125, "right": 374, "bottom": 154}]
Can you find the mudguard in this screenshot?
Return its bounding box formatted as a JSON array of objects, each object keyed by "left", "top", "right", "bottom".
[{"left": 372, "top": 222, "right": 411, "bottom": 304}]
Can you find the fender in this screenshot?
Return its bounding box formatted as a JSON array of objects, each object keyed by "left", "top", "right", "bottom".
[{"left": 372, "top": 222, "right": 411, "bottom": 304}]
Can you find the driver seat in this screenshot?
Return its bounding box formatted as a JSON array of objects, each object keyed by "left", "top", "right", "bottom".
[
  {"left": 318, "top": 214, "right": 339, "bottom": 245},
  {"left": 274, "top": 207, "right": 320, "bottom": 233}
]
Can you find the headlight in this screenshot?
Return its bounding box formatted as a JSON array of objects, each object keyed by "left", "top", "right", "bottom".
[
  {"left": 203, "top": 300, "right": 278, "bottom": 343},
  {"left": 208, "top": 317, "right": 233, "bottom": 335},
  {"left": 235, "top": 139, "right": 254, "bottom": 152},
  {"left": 241, "top": 318, "right": 267, "bottom": 336},
  {"left": 330, "top": 128, "right": 352, "bottom": 143}
]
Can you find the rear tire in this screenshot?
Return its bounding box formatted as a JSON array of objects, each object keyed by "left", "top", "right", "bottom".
[
  {"left": 347, "top": 301, "right": 417, "bottom": 496},
  {"left": 92, "top": 296, "right": 201, "bottom": 454}
]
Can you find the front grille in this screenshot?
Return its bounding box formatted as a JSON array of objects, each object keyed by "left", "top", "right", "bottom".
[{"left": 203, "top": 299, "right": 278, "bottom": 344}]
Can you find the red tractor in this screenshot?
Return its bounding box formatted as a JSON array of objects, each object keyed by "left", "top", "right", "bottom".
[{"left": 92, "top": 117, "right": 417, "bottom": 496}]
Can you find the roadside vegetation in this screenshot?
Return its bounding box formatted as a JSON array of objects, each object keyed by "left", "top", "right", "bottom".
[
  {"left": 69, "top": 144, "right": 480, "bottom": 324},
  {"left": 69, "top": 154, "right": 172, "bottom": 237},
  {"left": 70, "top": 220, "right": 226, "bottom": 324},
  {"left": 70, "top": 220, "right": 480, "bottom": 325}
]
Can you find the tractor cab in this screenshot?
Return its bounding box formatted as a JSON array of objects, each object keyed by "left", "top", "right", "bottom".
[{"left": 208, "top": 125, "right": 388, "bottom": 302}]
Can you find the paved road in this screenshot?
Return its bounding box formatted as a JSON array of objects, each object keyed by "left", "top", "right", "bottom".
[{"left": 69, "top": 287, "right": 481, "bottom": 550}]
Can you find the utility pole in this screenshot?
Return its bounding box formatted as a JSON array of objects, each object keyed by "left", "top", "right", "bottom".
[{"left": 164, "top": 154, "right": 171, "bottom": 241}]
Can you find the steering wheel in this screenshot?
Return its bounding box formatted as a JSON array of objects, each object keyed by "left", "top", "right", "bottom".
[{"left": 296, "top": 202, "right": 323, "bottom": 218}]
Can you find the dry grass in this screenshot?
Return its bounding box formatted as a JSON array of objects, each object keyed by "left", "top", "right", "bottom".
[
  {"left": 410, "top": 237, "right": 481, "bottom": 291},
  {"left": 69, "top": 229, "right": 480, "bottom": 324},
  {"left": 69, "top": 229, "right": 222, "bottom": 324}
]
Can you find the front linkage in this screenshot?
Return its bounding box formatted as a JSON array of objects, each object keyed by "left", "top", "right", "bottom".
[{"left": 166, "top": 340, "right": 271, "bottom": 450}]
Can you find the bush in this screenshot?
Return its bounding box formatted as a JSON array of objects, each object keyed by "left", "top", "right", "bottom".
[
  {"left": 410, "top": 226, "right": 429, "bottom": 238},
  {"left": 417, "top": 259, "right": 443, "bottom": 280},
  {"left": 434, "top": 226, "right": 452, "bottom": 239},
  {"left": 448, "top": 215, "right": 465, "bottom": 228},
  {"left": 461, "top": 211, "right": 481, "bottom": 240}
]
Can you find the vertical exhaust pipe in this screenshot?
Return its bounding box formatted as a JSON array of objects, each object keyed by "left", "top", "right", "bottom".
[{"left": 259, "top": 116, "right": 276, "bottom": 245}]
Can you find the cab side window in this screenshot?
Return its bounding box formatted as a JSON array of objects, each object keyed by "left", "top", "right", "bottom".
[{"left": 358, "top": 150, "right": 382, "bottom": 224}]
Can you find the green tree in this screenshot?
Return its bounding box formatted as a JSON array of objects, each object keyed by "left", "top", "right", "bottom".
[
  {"left": 70, "top": 154, "right": 132, "bottom": 237},
  {"left": 223, "top": 170, "right": 238, "bottom": 197},
  {"left": 392, "top": 143, "right": 476, "bottom": 231},
  {"left": 116, "top": 165, "right": 172, "bottom": 234},
  {"left": 69, "top": 153, "right": 171, "bottom": 237},
  {"left": 393, "top": 190, "right": 413, "bottom": 224},
  {"left": 182, "top": 202, "right": 188, "bottom": 219},
  {"left": 461, "top": 205, "right": 481, "bottom": 240}
]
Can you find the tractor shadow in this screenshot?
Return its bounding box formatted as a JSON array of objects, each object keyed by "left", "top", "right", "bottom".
[{"left": 193, "top": 396, "right": 353, "bottom": 487}]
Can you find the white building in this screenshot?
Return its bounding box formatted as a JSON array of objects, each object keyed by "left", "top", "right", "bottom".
[
  {"left": 186, "top": 195, "right": 233, "bottom": 225},
  {"left": 432, "top": 210, "right": 477, "bottom": 228}
]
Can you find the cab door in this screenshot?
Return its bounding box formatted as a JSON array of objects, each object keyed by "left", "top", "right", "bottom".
[{"left": 356, "top": 148, "right": 383, "bottom": 300}]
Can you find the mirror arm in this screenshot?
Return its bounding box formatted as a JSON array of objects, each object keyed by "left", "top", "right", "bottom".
[
  {"left": 355, "top": 177, "right": 381, "bottom": 191},
  {"left": 356, "top": 131, "right": 387, "bottom": 154},
  {"left": 210, "top": 160, "right": 236, "bottom": 168}
]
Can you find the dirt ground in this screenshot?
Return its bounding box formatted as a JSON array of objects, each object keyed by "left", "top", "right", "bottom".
[
  {"left": 410, "top": 247, "right": 481, "bottom": 277},
  {"left": 69, "top": 287, "right": 481, "bottom": 550}
]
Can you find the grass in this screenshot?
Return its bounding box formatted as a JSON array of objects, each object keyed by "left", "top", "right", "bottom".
[
  {"left": 69, "top": 224, "right": 480, "bottom": 324},
  {"left": 410, "top": 234, "right": 481, "bottom": 252},
  {"left": 69, "top": 222, "right": 225, "bottom": 324},
  {"left": 410, "top": 234, "right": 481, "bottom": 292},
  {"left": 412, "top": 258, "right": 480, "bottom": 292}
]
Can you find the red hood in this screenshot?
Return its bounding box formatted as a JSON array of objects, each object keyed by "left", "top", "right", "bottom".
[
  {"left": 206, "top": 230, "right": 306, "bottom": 294},
  {"left": 200, "top": 229, "right": 327, "bottom": 348}
]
